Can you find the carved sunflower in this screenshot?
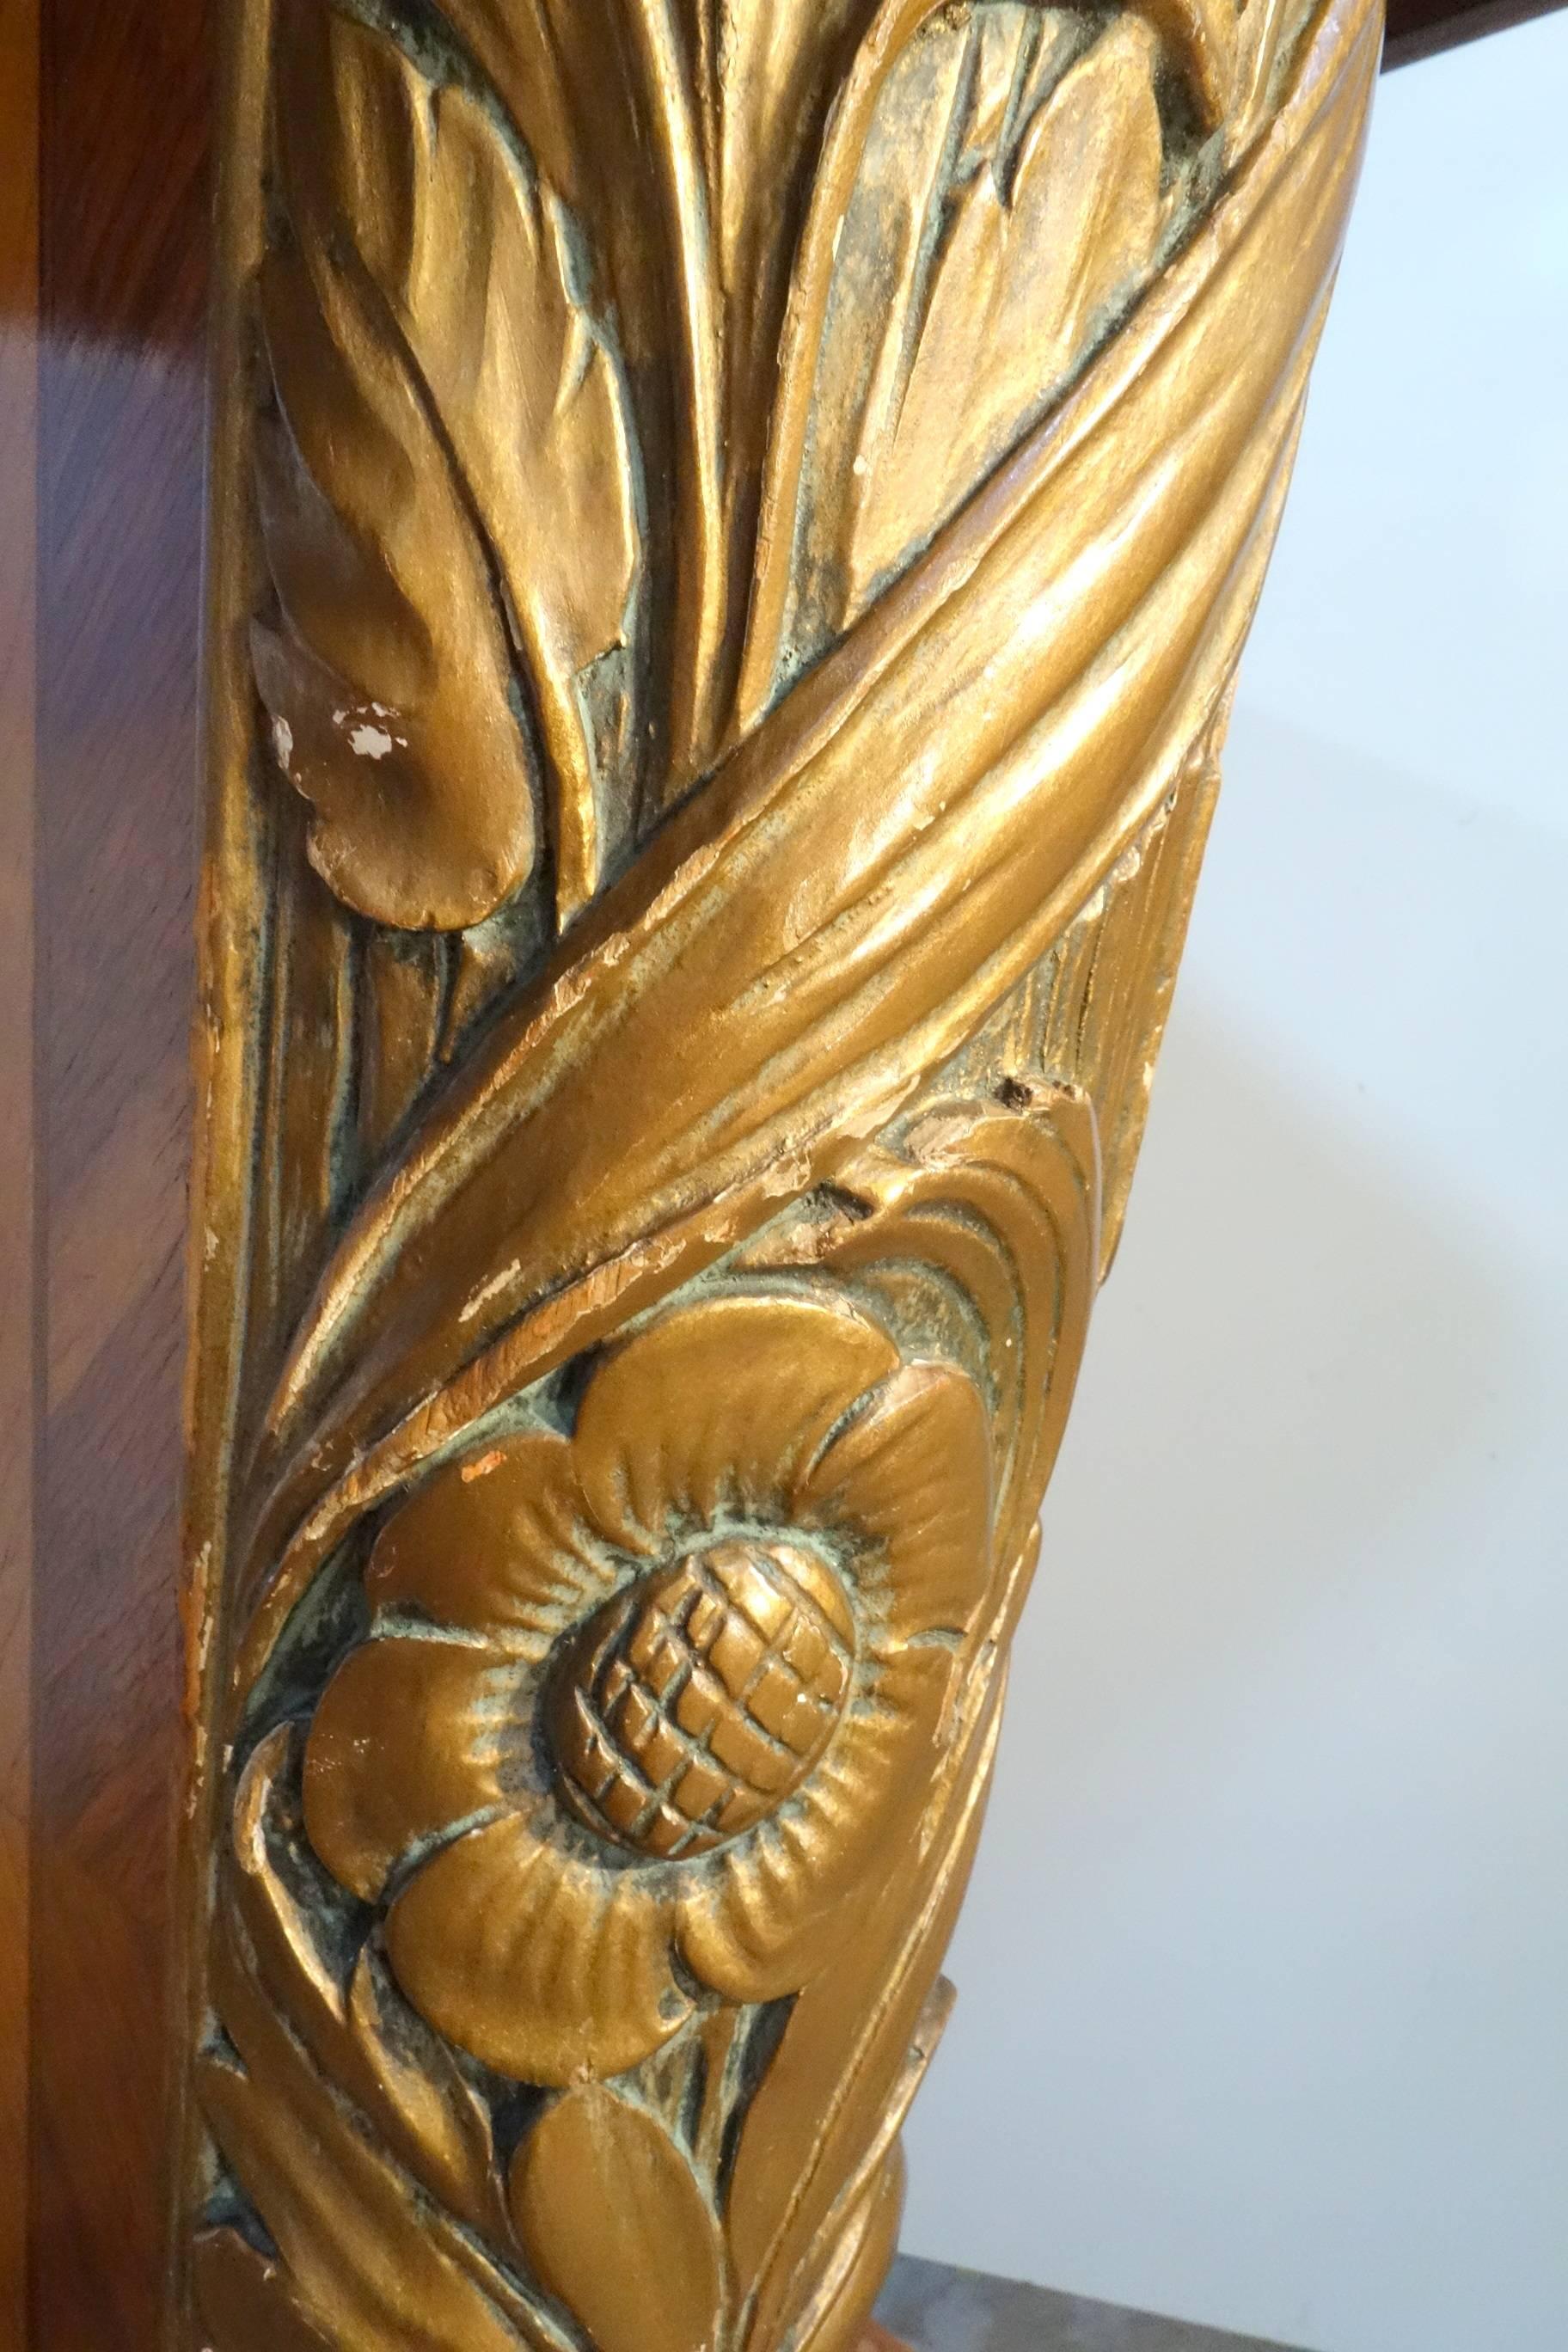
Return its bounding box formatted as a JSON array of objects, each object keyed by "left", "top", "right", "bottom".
[{"left": 302, "top": 1293, "right": 992, "bottom": 2086}]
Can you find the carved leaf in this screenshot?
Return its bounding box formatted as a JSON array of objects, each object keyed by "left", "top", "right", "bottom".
[
  {"left": 200, "top": 1903, "right": 554, "bottom": 2351},
  {"left": 198, "top": 1729, "right": 541, "bottom": 2352},
  {"left": 193, "top": 2231, "right": 337, "bottom": 2352},
  {"left": 346, "top": 1942, "right": 508, "bottom": 2244},
  {"left": 1228, "top": 0, "right": 1305, "bottom": 155},
  {"left": 426, "top": 0, "right": 726, "bottom": 790},
  {"left": 702, "top": 0, "right": 879, "bottom": 382},
  {"left": 726, "top": 1690, "right": 1001, "bottom": 2349},
  {"left": 828, "top": 1092, "right": 1101, "bottom": 1579},
  {"left": 226, "top": 1730, "right": 508, "bottom": 2241},
  {"left": 509, "top": 2086, "right": 729, "bottom": 2352},
  {"left": 806, "top": 10, "right": 1168, "bottom": 640},
  {"left": 688, "top": 0, "right": 885, "bottom": 758},
  {"left": 734, "top": 0, "right": 1247, "bottom": 723},
  {"left": 776, "top": 2145, "right": 908, "bottom": 2352},
  {"left": 258, "top": 0, "right": 642, "bottom": 930},
  {"left": 253, "top": 218, "right": 536, "bottom": 934},
  {"left": 1142, "top": 0, "right": 1240, "bottom": 123}
]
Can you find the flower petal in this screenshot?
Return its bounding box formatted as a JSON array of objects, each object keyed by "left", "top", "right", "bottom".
[
  {"left": 369, "top": 1430, "right": 610, "bottom": 1654},
  {"left": 303, "top": 1634, "right": 511, "bottom": 1901},
  {"left": 574, "top": 1295, "right": 899, "bottom": 1552},
  {"left": 678, "top": 1804, "right": 834, "bottom": 2003},
  {"left": 677, "top": 1646, "right": 946, "bottom": 2003},
  {"left": 386, "top": 1812, "right": 690, "bottom": 2084},
  {"left": 797, "top": 1363, "right": 992, "bottom": 1638}
]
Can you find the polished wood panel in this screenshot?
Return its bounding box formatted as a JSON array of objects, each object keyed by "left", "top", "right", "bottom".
[
  {"left": 27, "top": 0, "right": 211, "bottom": 2340},
  {"left": 2, "top": 0, "right": 40, "bottom": 2337}
]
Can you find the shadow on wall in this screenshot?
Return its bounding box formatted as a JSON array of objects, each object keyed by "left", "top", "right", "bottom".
[
  {"left": 899, "top": 983, "right": 1545, "bottom": 2350},
  {"left": 898, "top": 14, "right": 1568, "bottom": 2327},
  {"left": 1018, "top": 988, "right": 1522, "bottom": 1848}
]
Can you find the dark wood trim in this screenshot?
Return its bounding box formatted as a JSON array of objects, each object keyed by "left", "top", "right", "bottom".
[
  {"left": 1385, "top": 0, "right": 1566, "bottom": 66},
  {"left": 28, "top": 0, "right": 211, "bottom": 2339},
  {"left": 1, "top": 0, "right": 40, "bottom": 2338}
]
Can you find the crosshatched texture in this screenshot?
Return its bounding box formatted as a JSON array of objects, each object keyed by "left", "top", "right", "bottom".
[
  {"left": 550, "top": 1539, "right": 859, "bottom": 1860},
  {"left": 173, "top": 0, "right": 1381, "bottom": 2343},
  {"left": 293, "top": 1297, "right": 994, "bottom": 2093}
]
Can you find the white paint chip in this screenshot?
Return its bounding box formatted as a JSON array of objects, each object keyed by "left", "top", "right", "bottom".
[{"left": 459, "top": 1259, "right": 522, "bottom": 1323}]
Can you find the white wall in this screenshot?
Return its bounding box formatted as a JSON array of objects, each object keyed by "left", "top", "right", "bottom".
[{"left": 900, "top": 16, "right": 1568, "bottom": 2350}]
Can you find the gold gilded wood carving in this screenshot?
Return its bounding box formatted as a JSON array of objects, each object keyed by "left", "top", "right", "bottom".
[{"left": 175, "top": 0, "right": 1379, "bottom": 2342}]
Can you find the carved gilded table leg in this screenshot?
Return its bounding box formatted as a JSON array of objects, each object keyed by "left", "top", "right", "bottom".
[{"left": 172, "top": 0, "right": 1379, "bottom": 2343}]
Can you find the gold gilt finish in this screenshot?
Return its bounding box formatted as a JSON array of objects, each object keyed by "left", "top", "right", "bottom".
[{"left": 175, "top": 0, "right": 1380, "bottom": 2341}]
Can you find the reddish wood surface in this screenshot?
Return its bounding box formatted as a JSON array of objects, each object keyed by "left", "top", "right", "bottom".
[
  {"left": 2, "top": 2, "right": 40, "bottom": 2337},
  {"left": 25, "top": 0, "right": 211, "bottom": 2340}
]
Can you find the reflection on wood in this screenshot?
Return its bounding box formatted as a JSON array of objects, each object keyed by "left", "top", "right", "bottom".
[{"left": 18, "top": 0, "right": 211, "bottom": 2340}]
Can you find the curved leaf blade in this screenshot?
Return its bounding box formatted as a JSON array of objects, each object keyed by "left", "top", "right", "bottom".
[
  {"left": 193, "top": 2231, "right": 337, "bottom": 2352},
  {"left": 818, "top": 11, "right": 1168, "bottom": 634},
  {"left": 259, "top": 0, "right": 645, "bottom": 929},
  {"left": 510, "top": 2086, "right": 728, "bottom": 2352},
  {"left": 309, "top": 8, "right": 645, "bottom": 922},
  {"left": 254, "top": 212, "right": 540, "bottom": 930},
  {"left": 201, "top": 1905, "right": 558, "bottom": 2352},
  {"left": 225, "top": 1730, "right": 508, "bottom": 2250},
  {"left": 347, "top": 1942, "right": 509, "bottom": 2243}
]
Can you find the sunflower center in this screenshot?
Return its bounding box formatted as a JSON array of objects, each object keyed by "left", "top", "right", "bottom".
[{"left": 547, "top": 1537, "right": 856, "bottom": 1862}]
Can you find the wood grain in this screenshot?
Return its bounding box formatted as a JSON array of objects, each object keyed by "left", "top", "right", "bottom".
[
  {"left": 1, "top": 0, "right": 40, "bottom": 2337},
  {"left": 28, "top": 0, "right": 211, "bottom": 2340}
]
